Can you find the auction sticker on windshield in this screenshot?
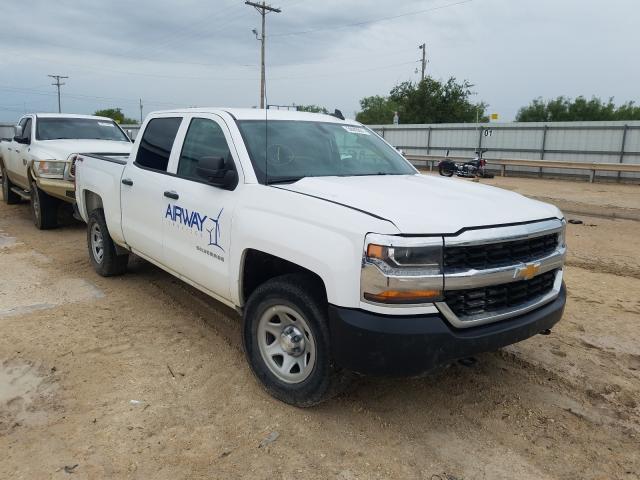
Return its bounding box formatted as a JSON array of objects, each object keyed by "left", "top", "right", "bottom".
[{"left": 342, "top": 126, "right": 370, "bottom": 135}]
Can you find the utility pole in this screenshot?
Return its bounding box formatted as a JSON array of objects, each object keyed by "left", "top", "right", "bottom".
[
  {"left": 48, "top": 74, "right": 68, "bottom": 113},
  {"left": 418, "top": 44, "right": 427, "bottom": 81},
  {"left": 246, "top": 1, "right": 281, "bottom": 109},
  {"left": 139, "top": 98, "right": 144, "bottom": 124}
]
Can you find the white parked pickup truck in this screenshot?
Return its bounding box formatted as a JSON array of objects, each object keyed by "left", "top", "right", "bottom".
[
  {"left": 0, "top": 113, "right": 132, "bottom": 229},
  {"left": 74, "top": 108, "right": 567, "bottom": 406}
]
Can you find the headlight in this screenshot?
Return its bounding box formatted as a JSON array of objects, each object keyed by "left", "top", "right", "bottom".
[
  {"left": 559, "top": 218, "right": 567, "bottom": 248},
  {"left": 34, "top": 160, "right": 66, "bottom": 179},
  {"left": 361, "top": 234, "right": 444, "bottom": 305}
]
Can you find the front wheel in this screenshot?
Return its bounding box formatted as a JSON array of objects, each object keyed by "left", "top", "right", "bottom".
[
  {"left": 243, "top": 274, "right": 349, "bottom": 407},
  {"left": 30, "top": 179, "right": 59, "bottom": 230},
  {"left": 87, "top": 209, "right": 129, "bottom": 276}
]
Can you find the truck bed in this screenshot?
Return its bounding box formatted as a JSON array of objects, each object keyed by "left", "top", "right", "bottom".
[{"left": 74, "top": 152, "right": 129, "bottom": 245}]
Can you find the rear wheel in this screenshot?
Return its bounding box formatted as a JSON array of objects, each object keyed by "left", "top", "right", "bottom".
[
  {"left": 30, "top": 179, "right": 59, "bottom": 230},
  {"left": 243, "top": 274, "right": 349, "bottom": 407},
  {"left": 1, "top": 165, "right": 20, "bottom": 204},
  {"left": 438, "top": 161, "right": 455, "bottom": 177},
  {"left": 87, "top": 209, "right": 129, "bottom": 276}
]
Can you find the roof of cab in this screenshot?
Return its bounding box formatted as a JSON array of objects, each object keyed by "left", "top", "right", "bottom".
[
  {"left": 147, "top": 107, "right": 360, "bottom": 125},
  {"left": 33, "top": 113, "right": 115, "bottom": 121}
]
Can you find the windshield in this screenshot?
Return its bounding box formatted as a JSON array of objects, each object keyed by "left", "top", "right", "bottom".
[
  {"left": 237, "top": 120, "right": 415, "bottom": 184},
  {"left": 36, "top": 118, "right": 130, "bottom": 142}
]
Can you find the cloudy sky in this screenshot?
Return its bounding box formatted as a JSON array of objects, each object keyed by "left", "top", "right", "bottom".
[{"left": 0, "top": 0, "right": 638, "bottom": 123}]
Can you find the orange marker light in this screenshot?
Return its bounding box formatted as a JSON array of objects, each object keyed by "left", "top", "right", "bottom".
[
  {"left": 367, "top": 244, "right": 386, "bottom": 259},
  {"left": 364, "top": 289, "right": 442, "bottom": 304}
]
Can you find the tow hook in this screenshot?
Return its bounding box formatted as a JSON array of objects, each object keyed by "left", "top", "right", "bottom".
[{"left": 539, "top": 329, "right": 552, "bottom": 335}]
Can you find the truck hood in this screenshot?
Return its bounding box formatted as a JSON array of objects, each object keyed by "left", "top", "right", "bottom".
[
  {"left": 35, "top": 140, "right": 132, "bottom": 160},
  {"left": 277, "top": 174, "right": 562, "bottom": 234}
]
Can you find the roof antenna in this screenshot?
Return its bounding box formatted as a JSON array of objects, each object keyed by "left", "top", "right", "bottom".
[{"left": 264, "top": 66, "right": 269, "bottom": 184}]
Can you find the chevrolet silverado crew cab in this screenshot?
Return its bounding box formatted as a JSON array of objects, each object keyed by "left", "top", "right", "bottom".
[
  {"left": 0, "top": 113, "right": 132, "bottom": 229},
  {"left": 74, "top": 108, "right": 567, "bottom": 406}
]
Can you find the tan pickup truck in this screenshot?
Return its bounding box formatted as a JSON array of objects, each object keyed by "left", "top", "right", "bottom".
[{"left": 0, "top": 113, "right": 132, "bottom": 229}]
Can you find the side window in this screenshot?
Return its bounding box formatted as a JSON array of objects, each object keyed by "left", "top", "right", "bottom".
[
  {"left": 22, "top": 118, "right": 32, "bottom": 142},
  {"left": 135, "top": 117, "right": 182, "bottom": 172},
  {"left": 177, "top": 118, "right": 233, "bottom": 181}
]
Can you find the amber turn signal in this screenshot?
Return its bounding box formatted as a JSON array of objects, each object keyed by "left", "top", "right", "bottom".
[
  {"left": 366, "top": 244, "right": 386, "bottom": 260},
  {"left": 363, "top": 289, "right": 442, "bottom": 304}
]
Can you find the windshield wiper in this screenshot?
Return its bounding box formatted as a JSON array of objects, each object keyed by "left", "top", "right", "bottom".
[
  {"left": 344, "top": 172, "right": 397, "bottom": 177},
  {"left": 266, "top": 176, "right": 305, "bottom": 185}
]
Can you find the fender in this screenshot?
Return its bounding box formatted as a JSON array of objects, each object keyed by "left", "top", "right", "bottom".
[{"left": 229, "top": 186, "right": 398, "bottom": 308}]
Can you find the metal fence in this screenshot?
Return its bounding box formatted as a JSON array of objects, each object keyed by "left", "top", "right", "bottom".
[
  {"left": 0, "top": 123, "right": 14, "bottom": 139},
  {"left": 121, "top": 124, "right": 141, "bottom": 140},
  {"left": 4, "top": 119, "right": 640, "bottom": 181},
  {"left": 370, "top": 121, "right": 640, "bottom": 180}
]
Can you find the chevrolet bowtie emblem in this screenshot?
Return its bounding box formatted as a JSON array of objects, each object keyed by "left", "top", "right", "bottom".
[{"left": 514, "top": 262, "right": 541, "bottom": 281}]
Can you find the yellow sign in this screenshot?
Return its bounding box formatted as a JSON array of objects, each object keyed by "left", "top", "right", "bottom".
[{"left": 490, "top": 113, "right": 499, "bottom": 120}]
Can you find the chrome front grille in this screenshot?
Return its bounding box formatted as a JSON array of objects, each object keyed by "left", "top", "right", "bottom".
[
  {"left": 444, "top": 270, "right": 557, "bottom": 318},
  {"left": 444, "top": 233, "right": 558, "bottom": 271},
  {"left": 437, "top": 219, "right": 566, "bottom": 328}
]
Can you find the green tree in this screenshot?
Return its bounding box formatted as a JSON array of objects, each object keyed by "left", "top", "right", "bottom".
[
  {"left": 356, "top": 77, "right": 488, "bottom": 125},
  {"left": 94, "top": 108, "right": 138, "bottom": 124},
  {"left": 355, "top": 95, "right": 399, "bottom": 125},
  {"left": 296, "top": 104, "right": 328, "bottom": 114},
  {"left": 516, "top": 96, "right": 640, "bottom": 122}
]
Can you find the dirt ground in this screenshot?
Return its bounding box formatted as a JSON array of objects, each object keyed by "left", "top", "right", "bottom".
[{"left": 0, "top": 176, "right": 639, "bottom": 479}]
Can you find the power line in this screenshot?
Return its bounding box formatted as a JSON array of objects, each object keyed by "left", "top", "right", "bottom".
[
  {"left": 270, "top": 0, "right": 473, "bottom": 37},
  {"left": 113, "top": 2, "right": 246, "bottom": 61},
  {"left": 0, "top": 85, "right": 184, "bottom": 108},
  {"left": 48, "top": 74, "right": 68, "bottom": 113},
  {"left": 246, "top": 1, "right": 282, "bottom": 109}
]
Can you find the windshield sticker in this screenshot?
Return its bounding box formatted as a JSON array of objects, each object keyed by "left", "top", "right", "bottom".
[
  {"left": 342, "top": 125, "right": 370, "bottom": 135},
  {"left": 97, "top": 122, "right": 115, "bottom": 127}
]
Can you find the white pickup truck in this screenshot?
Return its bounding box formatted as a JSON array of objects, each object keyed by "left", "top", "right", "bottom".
[
  {"left": 74, "top": 108, "right": 567, "bottom": 406},
  {"left": 0, "top": 113, "right": 132, "bottom": 229}
]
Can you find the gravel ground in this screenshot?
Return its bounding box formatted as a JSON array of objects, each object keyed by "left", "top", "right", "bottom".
[{"left": 0, "top": 177, "right": 639, "bottom": 480}]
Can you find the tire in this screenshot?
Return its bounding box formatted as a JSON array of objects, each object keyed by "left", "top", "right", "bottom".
[
  {"left": 87, "top": 209, "right": 129, "bottom": 276},
  {"left": 30, "top": 179, "right": 59, "bottom": 230},
  {"left": 243, "top": 273, "right": 349, "bottom": 407},
  {"left": 438, "top": 161, "right": 455, "bottom": 177},
  {"left": 1, "top": 165, "right": 20, "bottom": 204}
]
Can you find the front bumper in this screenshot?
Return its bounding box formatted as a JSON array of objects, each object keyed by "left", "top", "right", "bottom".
[
  {"left": 34, "top": 177, "right": 75, "bottom": 203},
  {"left": 328, "top": 283, "right": 566, "bottom": 376}
]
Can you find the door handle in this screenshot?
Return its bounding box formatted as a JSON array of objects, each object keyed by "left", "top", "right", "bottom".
[
  {"left": 121, "top": 178, "right": 133, "bottom": 186},
  {"left": 164, "top": 191, "right": 179, "bottom": 200}
]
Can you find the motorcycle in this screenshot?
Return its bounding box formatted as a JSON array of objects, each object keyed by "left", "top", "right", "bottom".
[{"left": 438, "top": 149, "right": 494, "bottom": 178}]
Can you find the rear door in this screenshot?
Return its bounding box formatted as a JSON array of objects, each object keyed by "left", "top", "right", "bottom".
[
  {"left": 162, "top": 114, "right": 240, "bottom": 300},
  {"left": 120, "top": 115, "right": 183, "bottom": 262}
]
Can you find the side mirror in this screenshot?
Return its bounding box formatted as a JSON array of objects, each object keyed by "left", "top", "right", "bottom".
[
  {"left": 196, "top": 156, "right": 238, "bottom": 190},
  {"left": 13, "top": 135, "right": 29, "bottom": 144},
  {"left": 15, "top": 125, "right": 23, "bottom": 137}
]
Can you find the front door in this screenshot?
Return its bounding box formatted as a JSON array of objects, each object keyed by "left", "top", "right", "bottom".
[
  {"left": 9, "top": 117, "right": 31, "bottom": 188},
  {"left": 162, "top": 115, "right": 240, "bottom": 301},
  {"left": 121, "top": 116, "right": 183, "bottom": 262}
]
